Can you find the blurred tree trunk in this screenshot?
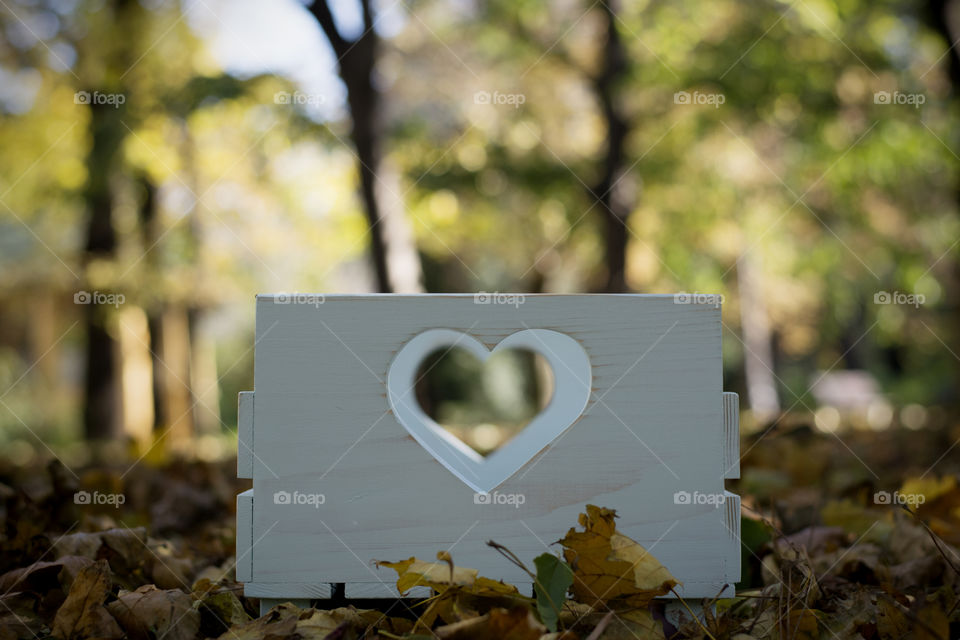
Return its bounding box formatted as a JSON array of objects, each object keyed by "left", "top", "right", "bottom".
[
  {"left": 81, "top": 98, "right": 124, "bottom": 441},
  {"left": 737, "top": 253, "right": 781, "bottom": 418},
  {"left": 136, "top": 175, "right": 168, "bottom": 434},
  {"left": 926, "top": 0, "right": 960, "bottom": 389},
  {"left": 592, "top": 0, "right": 634, "bottom": 293},
  {"left": 308, "top": 0, "right": 423, "bottom": 293}
]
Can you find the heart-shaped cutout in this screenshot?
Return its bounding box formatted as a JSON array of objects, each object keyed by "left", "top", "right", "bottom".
[
  {"left": 413, "top": 346, "right": 553, "bottom": 456},
  {"left": 388, "top": 329, "right": 592, "bottom": 493}
]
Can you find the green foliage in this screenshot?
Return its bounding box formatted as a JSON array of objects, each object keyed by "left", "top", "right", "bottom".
[{"left": 532, "top": 553, "right": 574, "bottom": 632}]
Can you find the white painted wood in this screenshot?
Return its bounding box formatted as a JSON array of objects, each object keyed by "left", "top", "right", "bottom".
[
  {"left": 388, "top": 328, "right": 592, "bottom": 493},
  {"left": 723, "top": 491, "right": 741, "bottom": 588},
  {"left": 237, "top": 294, "right": 739, "bottom": 600},
  {"left": 235, "top": 489, "right": 253, "bottom": 583},
  {"left": 723, "top": 392, "right": 740, "bottom": 479},
  {"left": 238, "top": 392, "right": 254, "bottom": 479},
  {"left": 244, "top": 583, "right": 330, "bottom": 599}
]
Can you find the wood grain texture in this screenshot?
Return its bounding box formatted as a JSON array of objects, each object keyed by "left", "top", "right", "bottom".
[
  {"left": 239, "top": 294, "right": 740, "bottom": 599},
  {"left": 236, "top": 489, "right": 253, "bottom": 583},
  {"left": 723, "top": 393, "right": 740, "bottom": 480}
]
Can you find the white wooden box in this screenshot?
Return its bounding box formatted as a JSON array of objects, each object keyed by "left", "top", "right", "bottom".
[{"left": 236, "top": 294, "right": 740, "bottom": 604}]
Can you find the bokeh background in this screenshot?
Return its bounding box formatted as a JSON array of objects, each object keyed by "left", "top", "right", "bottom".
[{"left": 1, "top": 0, "right": 958, "bottom": 471}]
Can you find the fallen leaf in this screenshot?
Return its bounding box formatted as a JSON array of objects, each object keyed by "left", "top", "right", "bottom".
[
  {"left": 559, "top": 505, "right": 678, "bottom": 608},
  {"left": 106, "top": 584, "right": 199, "bottom": 640},
  {"left": 51, "top": 559, "right": 123, "bottom": 640},
  {"left": 377, "top": 554, "right": 529, "bottom": 629},
  {"left": 216, "top": 603, "right": 410, "bottom": 640},
  {"left": 434, "top": 606, "right": 545, "bottom": 640},
  {"left": 533, "top": 553, "right": 574, "bottom": 632},
  {"left": 377, "top": 556, "right": 479, "bottom": 593}
]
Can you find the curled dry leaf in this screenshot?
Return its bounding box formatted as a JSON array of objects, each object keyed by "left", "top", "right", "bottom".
[
  {"left": 559, "top": 505, "right": 678, "bottom": 609},
  {"left": 216, "top": 602, "right": 412, "bottom": 640},
  {"left": 51, "top": 559, "right": 123, "bottom": 640},
  {"left": 106, "top": 584, "right": 199, "bottom": 640},
  {"left": 434, "top": 606, "right": 546, "bottom": 640},
  {"left": 377, "top": 554, "right": 530, "bottom": 629}
]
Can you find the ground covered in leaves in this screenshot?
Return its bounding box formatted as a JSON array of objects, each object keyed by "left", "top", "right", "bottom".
[{"left": 1, "top": 423, "right": 959, "bottom": 639}]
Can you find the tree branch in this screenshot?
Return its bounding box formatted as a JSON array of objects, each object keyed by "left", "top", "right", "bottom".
[{"left": 308, "top": 0, "right": 349, "bottom": 59}]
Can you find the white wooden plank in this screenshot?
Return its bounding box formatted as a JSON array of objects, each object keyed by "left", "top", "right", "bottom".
[
  {"left": 235, "top": 489, "right": 253, "bottom": 582},
  {"left": 237, "top": 392, "right": 254, "bottom": 479},
  {"left": 723, "top": 491, "right": 741, "bottom": 589},
  {"left": 243, "top": 583, "right": 331, "bottom": 598},
  {"left": 723, "top": 392, "right": 740, "bottom": 479}
]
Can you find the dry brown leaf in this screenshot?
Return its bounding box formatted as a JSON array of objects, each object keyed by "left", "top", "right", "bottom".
[
  {"left": 376, "top": 556, "right": 479, "bottom": 593},
  {"left": 579, "top": 609, "right": 665, "bottom": 640},
  {"left": 215, "top": 601, "right": 300, "bottom": 640},
  {"left": 51, "top": 559, "right": 123, "bottom": 640},
  {"left": 559, "top": 505, "right": 678, "bottom": 608},
  {"left": 434, "top": 606, "right": 546, "bottom": 640},
  {"left": 215, "top": 603, "right": 410, "bottom": 640},
  {"left": 106, "top": 584, "right": 199, "bottom": 640},
  {"left": 377, "top": 554, "right": 530, "bottom": 629}
]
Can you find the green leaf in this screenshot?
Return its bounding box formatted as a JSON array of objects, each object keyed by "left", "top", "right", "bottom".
[{"left": 533, "top": 552, "right": 573, "bottom": 632}]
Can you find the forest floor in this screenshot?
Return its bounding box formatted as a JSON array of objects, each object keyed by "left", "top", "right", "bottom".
[{"left": 1, "top": 421, "right": 958, "bottom": 639}]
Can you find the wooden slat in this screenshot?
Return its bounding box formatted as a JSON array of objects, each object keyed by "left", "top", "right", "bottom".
[
  {"left": 723, "top": 392, "right": 740, "bottom": 479},
  {"left": 723, "top": 491, "right": 741, "bottom": 588},
  {"left": 236, "top": 489, "right": 253, "bottom": 582},
  {"left": 237, "top": 392, "right": 254, "bottom": 479},
  {"left": 243, "top": 582, "right": 331, "bottom": 598}
]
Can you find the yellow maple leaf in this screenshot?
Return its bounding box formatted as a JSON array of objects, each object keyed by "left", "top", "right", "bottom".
[
  {"left": 376, "top": 552, "right": 528, "bottom": 629},
  {"left": 560, "top": 505, "right": 679, "bottom": 608}
]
